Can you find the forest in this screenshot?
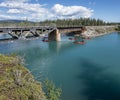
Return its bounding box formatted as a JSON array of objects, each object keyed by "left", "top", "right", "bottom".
[{"left": 0, "top": 18, "right": 119, "bottom": 27}]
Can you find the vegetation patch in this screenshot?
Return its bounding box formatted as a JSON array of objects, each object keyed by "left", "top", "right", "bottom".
[
  {"left": 115, "top": 25, "right": 120, "bottom": 31},
  {"left": 0, "top": 54, "right": 46, "bottom": 100},
  {"left": 44, "top": 79, "right": 62, "bottom": 100}
]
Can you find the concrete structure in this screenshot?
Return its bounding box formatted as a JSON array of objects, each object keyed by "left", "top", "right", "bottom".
[
  {"left": 0, "top": 26, "right": 84, "bottom": 41},
  {"left": 48, "top": 29, "right": 61, "bottom": 41}
]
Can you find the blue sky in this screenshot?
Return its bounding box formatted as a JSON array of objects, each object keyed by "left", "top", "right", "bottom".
[{"left": 0, "top": 0, "right": 119, "bottom": 22}]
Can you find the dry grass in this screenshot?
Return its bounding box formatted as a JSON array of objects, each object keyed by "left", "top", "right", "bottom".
[{"left": 0, "top": 54, "right": 46, "bottom": 100}]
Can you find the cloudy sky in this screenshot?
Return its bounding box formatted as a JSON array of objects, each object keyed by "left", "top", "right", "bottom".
[{"left": 0, "top": 0, "right": 119, "bottom": 22}]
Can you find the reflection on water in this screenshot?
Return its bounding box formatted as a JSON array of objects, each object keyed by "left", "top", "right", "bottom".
[
  {"left": 0, "top": 33, "right": 12, "bottom": 39},
  {"left": 78, "top": 59, "right": 120, "bottom": 100},
  {"left": 0, "top": 33, "right": 120, "bottom": 100}
]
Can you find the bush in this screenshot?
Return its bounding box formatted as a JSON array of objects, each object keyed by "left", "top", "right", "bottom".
[
  {"left": 44, "top": 79, "right": 62, "bottom": 100},
  {"left": 115, "top": 25, "right": 120, "bottom": 31},
  {"left": 0, "top": 54, "right": 46, "bottom": 100}
]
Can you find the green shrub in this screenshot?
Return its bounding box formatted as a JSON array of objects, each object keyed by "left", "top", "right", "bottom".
[
  {"left": 0, "top": 54, "right": 46, "bottom": 100},
  {"left": 115, "top": 25, "right": 120, "bottom": 31},
  {"left": 44, "top": 79, "right": 62, "bottom": 100}
]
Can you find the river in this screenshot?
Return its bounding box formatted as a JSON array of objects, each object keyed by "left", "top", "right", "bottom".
[{"left": 0, "top": 32, "right": 120, "bottom": 100}]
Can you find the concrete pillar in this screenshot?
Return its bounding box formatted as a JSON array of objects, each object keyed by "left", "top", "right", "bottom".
[
  {"left": 56, "top": 29, "right": 61, "bottom": 41},
  {"left": 48, "top": 29, "right": 61, "bottom": 41}
]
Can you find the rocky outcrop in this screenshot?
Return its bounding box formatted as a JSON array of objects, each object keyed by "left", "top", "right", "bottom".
[{"left": 82, "top": 26, "right": 116, "bottom": 38}]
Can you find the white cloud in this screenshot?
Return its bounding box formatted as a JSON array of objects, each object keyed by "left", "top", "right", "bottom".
[
  {"left": 7, "top": 9, "right": 21, "bottom": 14},
  {"left": 0, "top": 0, "right": 94, "bottom": 21},
  {"left": 52, "top": 4, "right": 93, "bottom": 19},
  {"left": 0, "top": 14, "right": 25, "bottom": 20},
  {"left": 0, "top": 1, "right": 45, "bottom": 13},
  {"left": 4, "top": 0, "right": 29, "bottom": 3},
  {"left": 0, "top": 0, "right": 49, "bottom": 21},
  {"left": 0, "top": 15, "right": 13, "bottom": 20}
]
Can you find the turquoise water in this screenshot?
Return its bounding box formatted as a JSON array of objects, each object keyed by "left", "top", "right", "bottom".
[{"left": 0, "top": 32, "right": 120, "bottom": 100}]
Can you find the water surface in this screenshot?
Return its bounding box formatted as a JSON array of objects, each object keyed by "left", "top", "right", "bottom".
[{"left": 0, "top": 32, "right": 120, "bottom": 100}]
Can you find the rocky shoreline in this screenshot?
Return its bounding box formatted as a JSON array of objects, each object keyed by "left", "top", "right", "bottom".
[{"left": 82, "top": 26, "right": 117, "bottom": 38}]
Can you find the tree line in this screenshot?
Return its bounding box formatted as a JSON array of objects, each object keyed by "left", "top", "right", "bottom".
[
  {"left": 0, "top": 18, "right": 120, "bottom": 27},
  {"left": 41, "top": 18, "right": 120, "bottom": 27},
  {"left": 41, "top": 18, "right": 107, "bottom": 27}
]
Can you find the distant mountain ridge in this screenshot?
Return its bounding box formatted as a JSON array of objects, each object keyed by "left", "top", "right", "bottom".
[{"left": 0, "top": 20, "right": 33, "bottom": 23}]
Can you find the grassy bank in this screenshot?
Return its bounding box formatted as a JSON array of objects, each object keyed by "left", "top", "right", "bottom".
[{"left": 0, "top": 54, "right": 46, "bottom": 100}]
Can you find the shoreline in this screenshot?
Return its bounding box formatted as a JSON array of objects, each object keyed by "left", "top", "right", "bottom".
[{"left": 82, "top": 26, "right": 116, "bottom": 38}]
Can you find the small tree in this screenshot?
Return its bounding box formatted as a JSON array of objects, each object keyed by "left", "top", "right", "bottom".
[{"left": 44, "top": 79, "right": 62, "bottom": 100}]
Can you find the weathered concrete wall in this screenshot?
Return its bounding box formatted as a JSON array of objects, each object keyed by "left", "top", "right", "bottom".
[
  {"left": 48, "top": 29, "right": 61, "bottom": 41},
  {"left": 58, "top": 27, "right": 84, "bottom": 36},
  {"left": 56, "top": 29, "right": 61, "bottom": 41},
  {"left": 59, "top": 28, "right": 82, "bottom": 34}
]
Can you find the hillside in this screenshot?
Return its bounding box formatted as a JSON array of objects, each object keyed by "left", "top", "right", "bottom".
[
  {"left": 82, "top": 26, "right": 116, "bottom": 37},
  {"left": 0, "top": 54, "right": 46, "bottom": 100}
]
